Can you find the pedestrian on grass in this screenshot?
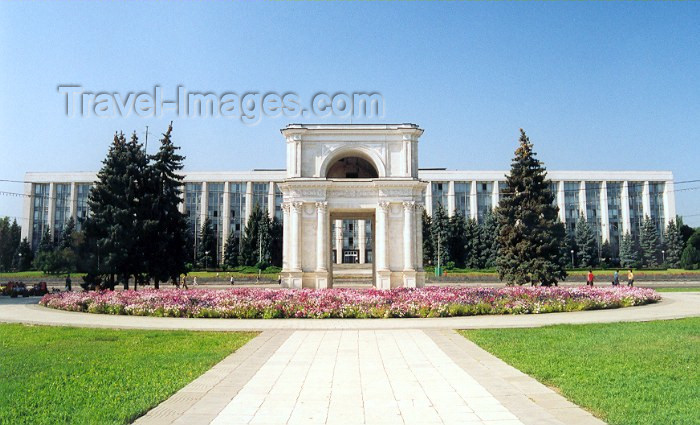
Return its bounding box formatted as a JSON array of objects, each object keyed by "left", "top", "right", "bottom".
[
  {"left": 613, "top": 270, "right": 620, "bottom": 286},
  {"left": 627, "top": 269, "right": 635, "bottom": 287},
  {"left": 586, "top": 269, "right": 594, "bottom": 287},
  {"left": 65, "top": 274, "right": 72, "bottom": 292}
]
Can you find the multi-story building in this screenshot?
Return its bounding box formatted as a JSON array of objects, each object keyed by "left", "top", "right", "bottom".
[{"left": 21, "top": 168, "right": 675, "bottom": 263}]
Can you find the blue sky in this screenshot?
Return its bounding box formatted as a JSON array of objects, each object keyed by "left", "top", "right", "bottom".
[{"left": 1, "top": 2, "right": 699, "bottom": 225}]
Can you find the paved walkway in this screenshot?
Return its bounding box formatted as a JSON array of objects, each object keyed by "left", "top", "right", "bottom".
[
  {"left": 0, "top": 292, "right": 698, "bottom": 331},
  {"left": 135, "top": 329, "right": 604, "bottom": 425}
]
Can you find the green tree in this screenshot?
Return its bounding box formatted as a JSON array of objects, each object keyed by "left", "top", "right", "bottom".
[
  {"left": 269, "top": 217, "right": 283, "bottom": 267},
  {"left": 38, "top": 227, "right": 54, "bottom": 254},
  {"left": 680, "top": 245, "right": 700, "bottom": 270},
  {"left": 196, "top": 217, "right": 217, "bottom": 268},
  {"left": 421, "top": 211, "right": 434, "bottom": 267},
  {"left": 448, "top": 212, "right": 468, "bottom": 268},
  {"left": 58, "top": 217, "right": 75, "bottom": 250},
  {"left": 239, "top": 204, "right": 274, "bottom": 267},
  {"left": 15, "top": 238, "right": 33, "bottom": 271},
  {"left": 574, "top": 213, "right": 598, "bottom": 268},
  {"left": 465, "top": 217, "right": 482, "bottom": 269},
  {"left": 619, "top": 232, "right": 637, "bottom": 268},
  {"left": 0, "top": 218, "right": 21, "bottom": 271},
  {"left": 146, "top": 123, "right": 189, "bottom": 288},
  {"left": 223, "top": 231, "right": 239, "bottom": 268},
  {"left": 639, "top": 215, "right": 660, "bottom": 268},
  {"left": 496, "top": 129, "right": 567, "bottom": 286},
  {"left": 663, "top": 218, "right": 683, "bottom": 268},
  {"left": 480, "top": 211, "right": 500, "bottom": 269},
  {"left": 600, "top": 240, "right": 613, "bottom": 267},
  {"left": 430, "top": 204, "right": 451, "bottom": 267}
]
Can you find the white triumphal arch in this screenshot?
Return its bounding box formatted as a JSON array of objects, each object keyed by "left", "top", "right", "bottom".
[{"left": 279, "top": 124, "right": 427, "bottom": 289}]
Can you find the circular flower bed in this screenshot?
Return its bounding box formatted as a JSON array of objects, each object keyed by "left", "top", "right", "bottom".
[{"left": 39, "top": 286, "right": 660, "bottom": 319}]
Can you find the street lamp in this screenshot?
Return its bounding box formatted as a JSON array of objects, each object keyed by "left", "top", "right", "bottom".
[
  {"left": 661, "top": 250, "right": 665, "bottom": 264},
  {"left": 570, "top": 249, "right": 575, "bottom": 268},
  {"left": 205, "top": 250, "right": 210, "bottom": 270}
]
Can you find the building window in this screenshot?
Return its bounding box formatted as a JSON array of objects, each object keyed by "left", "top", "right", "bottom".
[
  {"left": 628, "top": 181, "right": 644, "bottom": 240},
  {"left": 649, "top": 182, "right": 665, "bottom": 239},
  {"left": 230, "top": 182, "right": 246, "bottom": 243},
  {"left": 31, "top": 183, "right": 49, "bottom": 250},
  {"left": 607, "top": 182, "right": 622, "bottom": 257},
  {"left": 476, "top": 181, "right": 493, "bottom": 222},
  {"left": 184, "top": 182, "right": 202, "bottom": 240},
  {"left": 75, "top": 184, "right": 92, "bottom": 231},
  {"left": 274, "top": 184, "right": 283, "bottom": 221},
  {"left": 253, "top": 182, "right": 269, "bottom": 212},
  {"left": 53, "top": 183, "right": 72, "bottom": 241},
  {"left": 431, "top": 181, "right": 448, "bottom": 214},
  {"left": 454, "top": 182, "right": 470, "bottom": 218},
  {"left": 564, "top": 182, "right": 580, "bottom": 234},
  {"left": 207, "top": 183, "right": 225, "bottom": 263}
]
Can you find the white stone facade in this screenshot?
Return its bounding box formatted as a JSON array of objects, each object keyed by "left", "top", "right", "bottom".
[{"left": 22, "top": 124, "right": 676, "bottom": 287}]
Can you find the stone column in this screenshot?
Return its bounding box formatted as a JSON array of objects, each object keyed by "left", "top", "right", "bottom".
[
  {"left": 290, "top": 202, "right": 303, "bottom": 271},
  {"left": 282, "top": 202, "right": 290, "bottom": 271},
  {"left": 21, "top": 182, "right": 32, "bottom": 242},
  {"left": 557, "top": 181, "right": 566, "bottom": 223},
  {"left": 199, "top": 181, "right": 208, "bottom": 231},
  {"left": 245, "top": 181, "right": 253, "bottom": 222},
  {"left": 579, "top": 181, "right": 587, "bottom": 220},
  {"left": 663, "top": 181, "right": 676, "bottom": 226},
  {"left": 358, "top": 219, "right": 366, "bottom": 264},
  {"left": 469, "top": 181, "right": 478, "bottom": 221},
  {"left": 222, "top": 182, "right": 231, "bottom": 250},
  {"left": 492, "top": 181, "right": 500, "bottom": 210},
  {"left": 621, "top": 181, "right": 631, "bottom": 235},
  {"left": 415, "top": 203, "right": 424, "bottom": 271},
  {"left": 425, "top": 183, "right": 433, "bottom": 216},
  {"left": 447, "top": 181, "right": 455, "bottom": 217},
  {"left": 642, "top": 181, "right": 651, "bottom": 219},
  {"left": 69, "top": 182, "right": 78, "bottom": 220},
  {"left": 335, "top": 220, "right": 343, "bottom": 264},
  {"left": 403, "top": 201, "right": 415, "bottom": 271},
  {"left": 375, "top": 202, "right": 389, "bottom": 271},
  {"left": 268, "top": 182, "right": 275, "bottom": 218},
  {"left": 316, "top": 202, "right": 328, "bottom": 271},
  {"left": 600, "top": 181, "right": 610, "bottom": 243},
  {"left": 47, "top": 183, "right": 56, "bottom": 235}
]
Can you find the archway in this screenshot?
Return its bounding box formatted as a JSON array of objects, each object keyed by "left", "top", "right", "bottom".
[{"left": 327, "top": 157, "right": 379, "bottom": 179}]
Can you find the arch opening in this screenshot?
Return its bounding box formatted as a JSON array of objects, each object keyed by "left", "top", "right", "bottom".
[{"left": 326, "top": 156, "right": 379, "bottom": 179}]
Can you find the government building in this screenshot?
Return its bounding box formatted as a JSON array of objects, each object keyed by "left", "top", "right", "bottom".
[{"left": 21, "top": 124, "right": 675, "bottom": 288}]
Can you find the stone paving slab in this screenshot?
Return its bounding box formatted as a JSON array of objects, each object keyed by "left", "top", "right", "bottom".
[
  {"left": 134, "top": 330, "right": 291, "bottom": 425},
  {"left": 138, "top": 329, "right": 608, "bottom": 425},
  {"left": 0, "top": 292, "right": 697, "bottom": 331}
]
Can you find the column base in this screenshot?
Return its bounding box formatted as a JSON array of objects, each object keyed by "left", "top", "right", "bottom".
[
  {"left": 281, "top": 271, "right": 303, "bottom": 289},
  {"left": 375, "top": 270, "right": 392, "bottom": 290},
  {"left": 403, "top": 270, "right": 418, "bottom": 288},
  {"left": 312, "top": 270, "right": 331, "bottom": 289}
]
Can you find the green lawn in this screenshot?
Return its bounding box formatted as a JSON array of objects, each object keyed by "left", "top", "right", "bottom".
[
  {"left": 654, "top": 287, "right": 700, "bottom": 292},
  {"left": 461, "top": 318, "right": 700, "bottom": 425},
  {"left": 0, "top": 324, "right": 256, "bottom": 425}
]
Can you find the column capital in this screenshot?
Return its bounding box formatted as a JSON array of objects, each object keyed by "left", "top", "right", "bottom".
[
  {"left": 415, "top": 203, "right": 425, "bottom": 212},
  {"left": 315, "top": 201, "right": 328, "bottom": 212},
  {"left": 402, "top": 201, "right": 416, "bottom": 211},
  {"left": 378, "top": 201, "right": 391, "bottom": 212},
  {"left": 282, "top": 202, "right": 291, "bottom": 213},
  {"left": 291, "top": 201, "right": 303, "bottom": 211}
]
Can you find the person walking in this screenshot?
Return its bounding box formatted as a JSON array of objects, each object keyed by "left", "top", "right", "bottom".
[
  {"left": 586, "top": 270, "right": 594, "bottom": 287},
  {"left": 613, "top": 270, "right": 620, "bottom": 286},
  {"left": 65, "top": 274, "right": 72, "bottom": 292},
  {"left": 230, "top": 276, "right": 235, "bottom": 286},
  {"left": 181, "top": 276, "right": 189, "bottom": 290},
  {"left": 193, "top": 276, "right": 198, "bottom": 286},
  {"left": 627, "top": 269, "right": 635, "bottom": 287}
]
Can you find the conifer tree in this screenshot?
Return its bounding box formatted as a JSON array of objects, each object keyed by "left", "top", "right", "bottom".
[
  {"left": 59, "top": 217, "right": 76, "bottom": 250},
  {"left": 38, "top": 227, "right": 54, "bottom": 253},
  {"left": 464, "top": 217, "right": 482, "bottom": 269},
  {"left": 430, "top": 205, "right": 451, "bottom": 267},
  {"left": 663, "top": 218, "right": 683, "bottom": 268},
  {"left": 639, "top": 215, "right": 660, "bottom": 267},
  {"left": 239, "top": 205, "right": 263, "bottom": 266},
  {"left": 480, "top": 211, "right": 500, "bottom": 268},
  {"left": 269, "top": 217, "right": 283, "bottom": 267},
  {"left": 448, "top": 212, "right": 468, "bottom": 268},
  {"left": 223, "top": 231, "right": 239, "bottom": 268},
  {"left": 574, "top": 213, "right": 598, "bottom": 268},
  {"left": 197, "top": 217, "right": 217, "bottom": 268},
  {"left": 421, "top": 211, "right": 434, "bottom": 266},
  {"left": 496, "top": 129, "right": 567, "bottom": 286},
  {"left": 600, "top": 240, "right": 613, "bottom": 267},
  {"left": 619, "top": 232, "right": 637, "bottom": 268},
  {"left": 147, "top": 123, "right": 189, "bottom": 287},
  {"left": 15, "top": 238, "right": 33, "bottom": 271}
]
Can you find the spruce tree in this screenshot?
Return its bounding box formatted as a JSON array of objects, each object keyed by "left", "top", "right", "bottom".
[
  {"left": 448, "top": 212, "right": 468, "bottom": 268},
  {"left": 431, "top": 204, "right": 451, "bottom": 267},
  {"left": 639, "top": 215, "right": 660, "bottom": 267},
  {"left": 464, "top": 217, "right": 482, "bottom": 269},
  {"left": 574, "top": 213, "right": 598, "bottom": 268},
  {"left": 480, "top": 211, "right": 500, "bottom": 268},
  {"left": 239, "top": 205, "right": 263, "bottom": 266},
  {"left": 147, "top": 123, "right": 189, "bottom": 287},
  {"left": 223, "top": 231, "right": 239, "bottom": 268},
  {"left": 663, "top": 218, "right": 683, "bottom": 268},
  {"left": 496, "top": 129, "right": 567, "bottom": 286},
  {"left": 269, "top": 217, "right": 283, "bottom": 267},
  {"left": 197, "top": 217, "right": 217, "bottom": 268},
  {"left": 600, "top": 240, "right": 613, "bottom": 267},
  {"left": 421, "top": 211, "right": 434, "bottom": 267},
  {"left": 15, "top": 238, "right": 33, "bottom": 271},
  {"left": 38, "top": 227, "right": 54, "bottom": 253},
  {"left": 619, "top": 232, "right": 637, "bottom": 268},
  {"left": 59, "top": 217, "right": 76, "bottom": 250}
]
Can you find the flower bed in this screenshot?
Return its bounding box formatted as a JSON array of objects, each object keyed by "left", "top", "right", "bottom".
[{"left": 39, "top": 286, "right": 660, "bottom": 319}]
